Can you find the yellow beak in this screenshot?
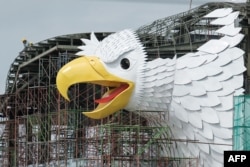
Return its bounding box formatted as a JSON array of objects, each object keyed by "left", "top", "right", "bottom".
[{"left": 56, "top": 56, "right": 134, "bottom": 119}]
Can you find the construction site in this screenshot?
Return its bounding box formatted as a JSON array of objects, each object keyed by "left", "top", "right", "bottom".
[{"left": 0, "top": 2, "right": 250, "bottom": 167}]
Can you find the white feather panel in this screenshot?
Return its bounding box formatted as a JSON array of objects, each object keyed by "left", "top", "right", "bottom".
[
  {"left": 197, "top": 93, "right": 221, "bottom": 107},
  {"left": 223, "top": 57, "right": 246, "bottom": 75},
  {"left": 200, "top": 107, "right": 219, "bottom": 124},
  {"left": 203, "top": 64, "right": 223, "bottom": 76},
  {"left": 184, "top": 52, "right": 197, "bottom": 57},
  {"left": 172, "top": 96, "right": 181, "bottom": 104},
  {"left": 176, "top": 60, "right": 187, "bottom": 70},
  {"left": 142, "top": 88, "right": 154, "bottom": 94},
  {"left": 210, "top": 145, "right": 231, "bottom": 162},
  {"left": 211, "top": 160, "right": 223, "bottom": 167},
  {"left": 144, "top": 67, "right": 158, "bottom": 76},
  {"left": 197, "top": 142, "right": 212, "bottom": 156},
  {"left": 187, "top": 67, "right": 207, "bottom": 81},
  {"left": 210, "top": 125, "right": 232, "bottom": 139},
  {"left": 203, "top": 77, "right": 222, "bottom": 91},
  {"left": 189, "top": 85, "right": 206, "bottom": 96},
  {"left": 155, "top": 65, "right": 168, "bottom": 73},
  {"left": 218, "top": 111, "right": 233, "bottom": 128},
  {"left": 177, "top": 54, "right": 207, "bottom": 69},
  {"left": 144, "top": 92, "right": 154, "bottom": 98},
  {"left": 146, "top": 57, "right": 169, "bottom": 69},
  {"left": 198, "top": 122, "right": 214, "bottom": 140},
  {"left": 227, "top": 47, "right": 245, "bottom": 60},
  {"left": 149, "top": 97, "right": 162, "bottom": 103},
  {"left": 155, "top": 71, "right": 172, "bottom": 80},
  {"left": 90, "top": 31, "right": 100, "bottom": 43},
  {"left": 166, "top": 65, "right": 176, "bottom": 72},
  {"left": 175, "top": 68, "right": 192, "bottom": 85},
  {"left": 182, "top": 122, "right": 195, "bottom": 139},
  {"left": 172, "top": 84, "right": 190, "bottom": 96},
  {"left": 220, "top": 34, "right": 245, "bottom": 48},
  {"left": 140, "top": 101, "right": 150, "bottom": 107},
  {"left": 157, "top": 84, "right": 173, "bottom": 92},
  {"left": 233, "top": 75, "right": 244, "bottom": 89},
  {"left": 195, "top": 51, "right": 213, "bottom": 56},
  {"left": 216, "top": 68, "right": 233, "bottom": 82},
  {"left": 144, "top": 58, "right": 175, "bottom": 77},
  {"left": 216, "top": 23, "right": 242, "bottom": 36},
  {"left": 215, "top": 95, "right": 234, "bottom": 111},
  {"left": 213, "top": 51, "right": 232, "bottom": 67},
  {"left": 202, "top": 54, "right": 218, "bottom": 64},
  {"left": 185, "top": 56, "right": 207, "bottom": 68},
  {"left": 221, "top": 75, "right": 244, "bottom": 91},
  {"left": 200, "top": 152, "right": 213, "bottom": 167},
  {"left": 197, "top": 39, "right": 229, "bottom": 54},
  {"left": 204, "top": 8, "right": 233, "bottom": 18},
  {"left": 211, "top": 11, "right": 239, "bottom": 25},
  {"left": 171, "top": 126, "right": 187, "bottom": 140},
  {"left": 180, "top": 95, "right": 201, "bottom": 111},
  {"left": 215, "top": 137, "right": 232, "bottom": 146},
  {"left": 219, "top": 47, "right": 238, "bottom": 60},
  {"left": 187, "top": 142, "right": 200, "bottom": 157},
  {"left": 148, "top": 102, "right": 159, "bottom": 108},
  {"left": 143, "top": 82, "right": 156, "bottom": 88},
  {"left": 195, "top": 133, "right": 210, "bottom": 154},
  {"left": 189, "top": 80, "right": 206, "bottom": 92},
  {"left": 144, "top": 76, "right": 156, "bottom": 82},
  {"left": 187, "top": 110, "right": 203, "bottom": 129},
  {"left": 158, "top": 70, "right": 175, "bottom": 78},
  {"left": 214, "top": 84, "right": 235, "bottom": 96},
  {"left": 234, "top": 88, "right": 245, "bottom": 96},
  {"left": 169, "top": 111, "right": 183, "bottom": 129},
  {"left": 171, "top": 101, "right": 189, "bottom": 123},
  {"left": 159, "top": 102, "right": 169, "bottom": 109},
  {"left": 155, "top": 77, "right": 174, "bottom": 87},
  {"left": 154, "top": 91, "right": 172, "bottom": 98},
  {"left": 210, "top": 149, "right": 224, "bottom": 165}
]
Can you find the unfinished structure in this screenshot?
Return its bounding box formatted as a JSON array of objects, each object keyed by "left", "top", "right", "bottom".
[{"left": 0, "top": 2, "right": 249, "bottom": 167}]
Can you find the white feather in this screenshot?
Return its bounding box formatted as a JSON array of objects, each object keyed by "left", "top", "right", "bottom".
[
  {"left": 200, "top": 108, "right": 219, "bottom": 124},
  {"left": 211, "top": 11, "right": 240, "bottom": 25},
  {"left": 220, "top": 34, "right": 244, "bottom": 48},
  {"left": 217, "top": 23, "right": 242, "bottom": 36},
  {"left": 197, "top": 39, "right": 229, "bottom": 54},
  {"left": 204, "top": 8, "right": 233, "bottom": 18}
]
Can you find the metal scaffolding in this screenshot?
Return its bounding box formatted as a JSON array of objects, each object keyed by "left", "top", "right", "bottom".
[{"left": 0, "top": 2, "right": 249, "bottom": 167}]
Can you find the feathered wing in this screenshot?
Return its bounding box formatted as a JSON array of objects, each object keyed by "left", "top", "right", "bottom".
[
  {"left": 72, "top": 7, "right": 245, "bottom": 167},
  {"left": 139, "top": 57, "right": 176, "bottom": 112},
  {"left": 169, "top": 8, "right": 245, "bottom": 167}
]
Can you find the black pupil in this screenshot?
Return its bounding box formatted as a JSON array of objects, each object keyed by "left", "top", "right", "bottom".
[{"left": 121, "top": 58, "right": 130, "bottom": 69}]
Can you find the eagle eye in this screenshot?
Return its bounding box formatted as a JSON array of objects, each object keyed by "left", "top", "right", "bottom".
[{"left": 120, "top": 58, "right": 130, "bottom": 69}]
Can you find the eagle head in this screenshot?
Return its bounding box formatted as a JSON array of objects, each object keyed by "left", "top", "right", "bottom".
[{"left": 56, "top": 30, "right": 147, "bottom": 119}]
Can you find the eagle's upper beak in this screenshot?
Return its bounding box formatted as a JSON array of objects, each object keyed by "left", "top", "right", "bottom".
[{"left": 56, "top": 56, "right": 134, "bottom": 119}]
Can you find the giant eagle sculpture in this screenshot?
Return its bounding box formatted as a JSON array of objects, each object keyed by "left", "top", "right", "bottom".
[{"left": 56, "top": 8, "right": 246, "bottom": 167}]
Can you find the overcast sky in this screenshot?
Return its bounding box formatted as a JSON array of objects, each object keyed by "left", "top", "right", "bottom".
[{"left": 0, "top": 0, "right": 245, "bottom": 94}]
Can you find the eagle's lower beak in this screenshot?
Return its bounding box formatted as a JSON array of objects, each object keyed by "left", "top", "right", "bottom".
[{"left": 56, "top": 56, "right": 134, "bottom": 119}]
